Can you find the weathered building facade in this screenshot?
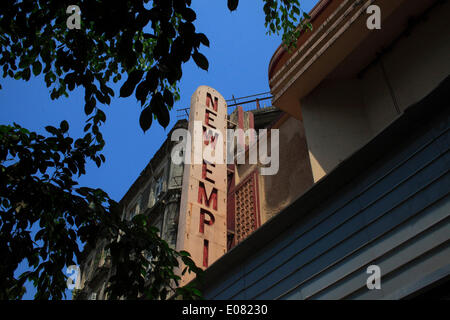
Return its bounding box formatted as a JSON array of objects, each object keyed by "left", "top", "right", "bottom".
[
  {"left": 76, "top": 0, "right": 449, "bottom": 300},
  {"left": 75, "top": 89, "right": 311, "bottom": 298},
  {"left": 200, "top": 0, "right": 450, "bottom": 299},
  {"left": 76, "top": 120, "right": 188, "bottom": 299}
]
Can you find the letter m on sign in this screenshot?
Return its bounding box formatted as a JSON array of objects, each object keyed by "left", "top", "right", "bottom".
[{"left": 198, "top": 181, "right": 218, "bottom": 210}]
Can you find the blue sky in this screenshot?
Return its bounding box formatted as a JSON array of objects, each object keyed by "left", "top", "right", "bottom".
[{"left": 0, "top": 0, "right": 319, "bottom": 299}]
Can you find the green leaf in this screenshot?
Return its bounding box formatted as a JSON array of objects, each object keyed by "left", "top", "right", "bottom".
[
  {"left": 191, "top": 288, "right": 202, "bottom": 297},
  {"left": 45, "top": 125, "right": 58, "bottom": 135},
  {"left": 22, "top": 68, "right": 31, "bottom": 81},
  {"left": 84, "top": 123, "right": 92, "bottom": 132},
  {"left": 84, "top": 97, "right": 96, "bottom": 115},
  {"left": 150, "top": 93, "right": 170, "bottom": 128},
  {"left": 227, "top": 0, "right": 239, "bottom": 11},
  {"left": 60, "top": 120, "right": 69, "bottom": 133},
  {"left": 163, "top": 88, "right": 174, "bottom": 108},
  {"left": 139, "top": 106, "right": 153, "bottom": 133},
  {"left": 134, "top": 40, "right": 143, "bottom": 54},
  {"left": 32, "top": 61, "right": 42, "bottom": 76},
  {"left": 192, "top": 52, "right": 209, "bottom": 71},
  {"left": 95, "top": 157, "right": 101, "bottom": 168},
  {"left": 96, "top": 110, "right": 106, "bottom": 123},
  {"left": 196, "top": 33, "right": 210, "bottom": 47},
  {"left": 135, "top": 81, "right": 150, "bottom": 106},
  {"left": 179, "top": 251, "right": 191, "bottom": 257},
  {"left": 120, "top": 70, "right": 144, "bottom": 98},
  {"left": 181, "top": 7, "right": 196, "bottom": 22}
]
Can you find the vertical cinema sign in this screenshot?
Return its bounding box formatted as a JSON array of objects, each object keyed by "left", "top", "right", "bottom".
[{"left": 176, "top": 86, "right": 227, "bottom": 285}]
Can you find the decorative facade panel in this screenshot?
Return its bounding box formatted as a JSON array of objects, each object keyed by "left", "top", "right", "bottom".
[{"left": 235, "top": 171, "right": 260, "bottom": 244}]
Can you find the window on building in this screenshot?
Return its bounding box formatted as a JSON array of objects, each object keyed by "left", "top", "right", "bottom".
[
  {"left": 155, "top": 175, "right": 164, "bottom": 199},
  {"left": 129, "top": 203, "right": 138, "bottom": 220},
  {"left": 152, "top": 214, "right": 163, "bottom": 235},
  {"left": 140, "top": 185, "right": 151, "bottom": 212}
]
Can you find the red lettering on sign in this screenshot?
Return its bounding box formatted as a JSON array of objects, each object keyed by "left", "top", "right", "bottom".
[
  {"left": 198, "top": 182, "right": 218, "bottom": 210},
  {"left": 199, "top": 208, "right": 215, "bottom": 233},
  {"left": 203, "top": 239, "right": 209, "bottom": 267},
  {"left": 203, "top": 126, "right": 219, "bottom": 149},
  {"left": 202, "top": 161, "right": 215, "bottom": 184},
  {"left": 206, "top": 93, "right": 218, "bottom": 112},
  {"left": 205, "top": 109, "right": 217, "bottom": 129}
]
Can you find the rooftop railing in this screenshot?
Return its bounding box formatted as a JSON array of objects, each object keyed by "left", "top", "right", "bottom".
[{"left": 176, "top": 91, "right": 274, "bottom": 119}]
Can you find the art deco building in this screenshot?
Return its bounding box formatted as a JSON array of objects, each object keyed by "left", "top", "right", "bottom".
[
  {"left": 76, "top": 0, "right": 449, "bottom": 300},
  {"left": 75, "top": 120, "right": 188, "bottom": 299},
  {"left": 75, "top": 89, "right": 311, "bottom": 298},
  {"left": 200, "top": 0, "right": 450, "bottom": 299}
]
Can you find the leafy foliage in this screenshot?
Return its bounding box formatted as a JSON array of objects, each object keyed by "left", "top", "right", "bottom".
[
  {"left": 106, "top": 215, "right": 203, "bottom": 300},
  {"left": 0, "top": 0, "right": 208, "bottom": 136},
  {"left": 1, "top": 1, "right": 309, "bottom": 136},
  {"left": 0, "top": 123, "right": 201, "bottom": 299},
  {"left": 228, "top": 0, "right": 312, "bottom": 49}
]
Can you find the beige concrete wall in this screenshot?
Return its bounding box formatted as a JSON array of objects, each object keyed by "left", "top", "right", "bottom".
[
  {"left": 361, "top": 0, "right": 450, "bottom": 135},
  {"left": 301, "top": 79, "right": 373, "bottom": 181},
  {"left": 234, "top": 116, "right": 314, "bottom": 224},
  {"left": 176, "top": 86, "right": 228, "bottom": 285},
  {"left": 302, "top": 2, "right": 450, "bottom": 182},
  {"left": 360, "top": 63, "right": 400, "bottom": 135},
  {"left": 259, "top": 117, "right": 314, "bottom": 223},
  {"left": 380, "top": 1, "right": 450, "bottom": 112}
]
